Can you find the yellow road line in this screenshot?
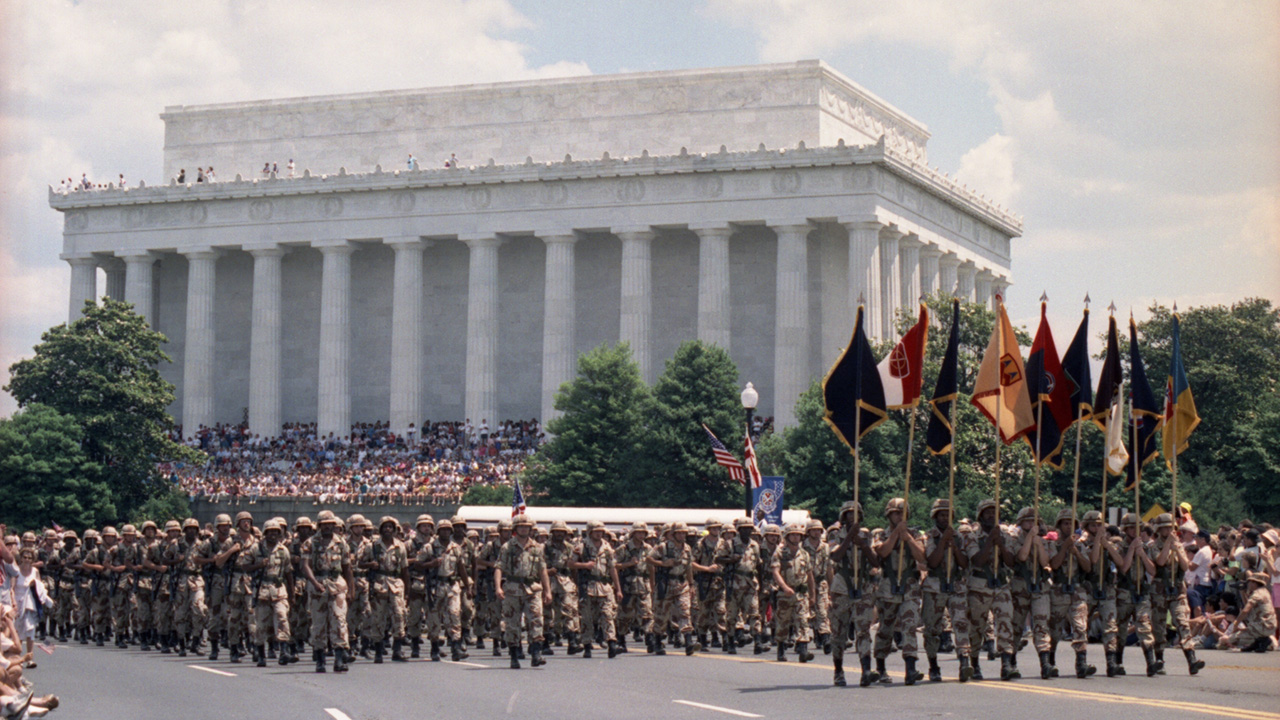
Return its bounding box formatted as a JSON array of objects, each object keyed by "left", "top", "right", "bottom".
[{"left": 690, "top": 653, "right": 1280, "bottom": 720}]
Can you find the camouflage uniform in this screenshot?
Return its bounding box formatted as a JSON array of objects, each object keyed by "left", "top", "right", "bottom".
[
  {"left": 802, "top": 524, "right": 831, "bottom": 644},
  {"left": 306, "top": 516, "right": 353, "bottom": 669},
  {"left": 1080, "top": 516, "right": 1122, "bottom": 675},
  {"left": 1046, "top": 511, "right": 1095, "bottom": 678},
  {"left": 362, "top": 522, "right": 409, "bottom": 657},
  {"left": 346, "top": 517, "right": 374, "bottom": 649},
  {"left": 716, "top": 520, "right": 762, "bottom": 652},
  {"left": 1149, "top": 514, "right": 1206, "bottom": 674},
  {"left": 151, "top": 530, "right": 177, "bottom": 651},
  {"left": 251, "top": 528, "right": 293, "bottom": 650},
  {"left": 170, "top": 521, "right": 209, "bottom": 650},
  {"left": 648, "top": 526, "right": 697, "bottom": 651},
  {"left": 757, "top": 533, "right": 781, "bottom": 642},
  {"left": 82, "top": 534, "right": 110, "bottom": 642},
  {"left": 544, "top": 526, "right": 582, "bottom": 640},
  {"left": 577, "top": 527, "right": 619, "bottom": 654},
  {"left": 1008, "top": 511, "right": 1053, "bottom": 658},
  {"left": 203, "top": 522, "right": 236, "bottom": 655},
  {"left": 1114, "top": 532, "right": 1155, "bottom": 653},
  {"left": 475, "top": 525, "right": 505, "bottom": 648},
  {"left": 55, "top": 536, "right": 81, "bottom": 639},
  {"left": 132, "top": 526, "right": 160, "bottom": 648},
  {"left": 497, "top": 517, "right": 548, "bottom": 667},
  {"left": 228, "top": 533, "right": 259, "bottom": 656},
  {"left": 922, "top": 511, "right": 973, "bottom": 675},
  {"left": 107, "top": 533, "right": 139, "bottom": 644},
  {"left": 770, "top": 528, "right": 814, "bottom": 661},
  {"left": 873, "top": 501, "right": 924, "bottom": 685},
  {"left": 406, "top": 517, "right": 435, "bottom": 654},
  {"left": 964, "top": 506, "right": 1016, "bottom": 676},
  {"left": 1227, "top": 579, "right": 1277, "bottom": 649},
  {"left": 423, "top": 529, "right": 467, "bottom": 650},
  {"left": 615, "top": 527, "right": 654, "bottom": 644},
  {"left": 450, "top": 518, "right": 478, "bottom": 642},
  {"left": 692, "top": 522, "right": 726, "bottom": 644},
  {"left": 288, "top": 519, "right": 315, "bottom": 653}
]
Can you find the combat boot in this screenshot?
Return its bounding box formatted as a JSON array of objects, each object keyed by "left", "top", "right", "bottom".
[
  {"left": 430, "top": 640, "right": 442, "bottom": 661},
  {"left": 410, "top": 637, "right": 421, "bottom": 659},
  {"left": 374, "top": 639, "right": 384, "bottom": 664},
  {"left": 685, "top": 632, "right": 702, "bottom": 656},
  {"left": 904, "top": 657, "right": 923, "bottom": 686},
  {"left": 177, "top": 633, "right": 188, "bottom": 658},
  {"left": 939, "top": 630, "right": 954, "bottom": 654},
  {"left": 476, "top": 637, "right": 486, "bottom": 650},
  {"left": 359, "top": 636, "right": 371, "bottom": 660},
  {"left": 314, "top": 649, "right": 326, "bottom": 673},
  {"left": 279, "top": 643, "right": 291, "bottom": 665},
  {"left": 160, "top": 632, "right": 171, "bottom": 654},
  {"left": 256, "top": 645, "right": 267, "bottom": 667},
  {"left": 392, "top": 638, "right": 407, "bottom": 662},
  {"left": 753, "top": 633, "right": 767, "bottom": 655},
  {"left": 1039, "top": 651, "right": 1053, "bottom": 680},
  {"left": 607, "top": 640, "right": 618, "bottom": 659},
  {"left": 617, "top": 637, "right": 628, "bottom": 653},
  {"left": 860, "top": 655, "right": 876, "bottom": 686},
  {"left": 531, "top": 642, "right": 546, "bottom": 667},
  {"left": 208, "top": 638, "right": 220, "bottom": 661},
  {"left": 1009, "top": 651, "right": 1020, "bottom": 675},
  {"left": 876, "top": 657, "right": 891, "bottom": 684},
  {"left": 516, "top": 643, "right": 526, "bottom": 659},
  {"left": 798, "top": 642, "right": 815, "bottom": 663},
  {"left": 655, "top": 636, "right": 667, "bottom": 656},
  {"left": 1000, "top": 652, "right": 1019, "bottom": 681},
  {"left": 1143, "top": 645, "right": 1163, "bottom": 677},
  {"left": 671, "top": 630, "right": 683, "bottom": 648},
  {"left": 776, "top": 642, "right": 787, "bottom": 662},
  {"left": 1105, "top": 650, "right": 1120, "bottom": 677},
  {"left": 819, "top": 632, "right": 831, "bottom": 655},
  {"left": 493, "top": 639, "right": 502, "bottom": 657},
  {"left": 229, "top": 642, "right": 242, "bottom": 663},
  {"left": 450, "top": 640, "right": 464, "bottom": 661},
  {"left": 958, "top": 653, "right": 974, "bottom": 682},
  {"left": 509, "top": 645, "right": 521, "bottom": 669},
  {"left": 724, "top": 634, "right": 737, "bottom": 655},
  {"left": 710, "top": 631, "right": 721, "bottom": 648},
  {"left": 984, "top": 638, "right": 996, "bottom": 661},
  {"left": 334, "top": 647, "right": 349, "bottom": 673},
  {"left": 268, "top": 641, "right": 277, "bottom": 660},
  {"left": 542, "top": 639, "right": 555, "bottom": 656},
  {"left": 927, "top": 655, "right": 942, "bottom": 682},
  {"left": 583, "top": 641, "right": 593, "bottom": 659},
  {"left": 698, "top": 632, "right": 709, "bottom": 651},
  {"left": 833, "top": 658, "right": 846, "bottom": 686},
  {"left": 1184, "top": 649, "right": 1205, "bottom": 675},
  {"left": 567, "top": 632, "right": 583, "bottom": 655},
  {"left": 970, "top": 653, "right": 984, "bottom": 681},
  {"left": 1076, "top": 650, "right": 1096, "bottom": 678},
  {"left": 1114, "top": 645, "right": 1127, "bottom": 675},
  {"left": 1154, "top": 649, "right": 1167, "bottom": 675},
  {"left": 141, "top": 630, "right": 151, "bottom": 652}
]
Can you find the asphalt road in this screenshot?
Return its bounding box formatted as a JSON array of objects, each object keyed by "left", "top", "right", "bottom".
[{"left": 26, "top": 638, "right": 1280, "bottom": 720}]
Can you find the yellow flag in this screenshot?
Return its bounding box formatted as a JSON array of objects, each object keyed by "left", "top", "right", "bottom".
[{"left": 970, "top": 300, "right": 1036, "bottom": 445}]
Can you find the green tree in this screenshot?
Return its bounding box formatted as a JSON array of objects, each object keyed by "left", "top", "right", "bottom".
[
  {"left": 637, "top": 341, "right": 743, "bottom": 508},
  {"left": 522, "top": 343, "right": 651, "bottom": 506},
  {"left": 460, "top": 483, "right": 515, "bottom": 506},
  {"left": 130, "top": 487, "right": 192, "bottom": 526},
  {"left": 5, "top": 298, "right": 204, "bottom": 520},
  {"left": 0, "top": 404, "right": 112, "bottom": 530}
]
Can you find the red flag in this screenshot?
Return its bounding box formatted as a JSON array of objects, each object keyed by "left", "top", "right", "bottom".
[{"left": 876, "top": 303, "right": 930, "bottom": 409}]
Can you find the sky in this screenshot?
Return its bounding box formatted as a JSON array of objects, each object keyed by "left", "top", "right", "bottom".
[{"left": 1, "top": 0, "right": 1277, "bottom": 417}]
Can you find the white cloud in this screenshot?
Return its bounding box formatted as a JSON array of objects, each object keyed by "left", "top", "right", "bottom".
[{"left": 955, "top": 133, "right": 1018, "bottom": 206}]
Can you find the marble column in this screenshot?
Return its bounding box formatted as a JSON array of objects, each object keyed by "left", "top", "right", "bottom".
[
  {"left": 899, "top": 233, "right": 922, "bottom": 310},
  {"left": 247, "top": 246, "right": 285, "bottom": 438},
  {"left": 317, "top": 242, "right": 354, "bottom": 439},
  {"left": 772, "top": 221, "right": 811, "bottom": 429},
  {"left": 957, "top": 261, "right": 977, "bottom": 302},
  {"left": 880, "top": 228, "right": 902, "bottom": 337},
  {"left": 387, "top": 237, "right": 428, "bottom": 435},
  {"left": 844, "top": 220, "right": 883, "bottom": 340},
  {"left": 693, "top": 225, "right": 733, "bottom": 352},
  {"left": 919, "top": 245, "right": 942, "bottom": 297},
  {"left": 976, "top": 270, "right": 996, "bottom": 311},
  {"left": 66, "top": 257, "right": 97, "bottom": 321},
  {"left": 102, "top": 259, "right": 125, "bottom": 301},
  {"left": 994, "top": 278, "right": 1012, "bottom": 305},
  {"left": 121, "top": 251, "right": 156, "bottom": 326},
  {"left": 939, "top": 253, "right": 961, "bottom": 297},
  {"left": 616, "top": 228, "right": 654, "bottom": 383},
  {"left": 181, "top": 249, "right": 218, "bottom": 435},
  {"left": 464, "top": 235, "right": 501, "bottom": 429},
  {"left": 540, "top": 232, "right": 578, "bottom": 423}
]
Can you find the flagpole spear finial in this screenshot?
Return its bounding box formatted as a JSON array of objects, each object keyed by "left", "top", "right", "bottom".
[
  {"left": 1039, "top": 291, "right": 1048, "bottom": 304},
  {"left": 1108, "top": 301, "right": 1117, "bottom": 315},
  {"left": 1084, "top": 292, "right": 1091, "bottom": 310},
  {"left": 1172, "top": 301, "right": 1178, "bottom": 314},
  {"left": 857, "top": 292, "right": 865, "bottom": 307}
]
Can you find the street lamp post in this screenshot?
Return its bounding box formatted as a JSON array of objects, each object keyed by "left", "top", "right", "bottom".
[{"left": 740, "top": 382, "right": 758, "bottom": 518}]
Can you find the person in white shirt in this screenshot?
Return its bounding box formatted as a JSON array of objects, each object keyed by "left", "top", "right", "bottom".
[
  {"left": 1187, "top": 530, "right": 1215, "bottom": 617},
  {"left": 287, "top": 159, "right": 295, "bottom": 177}
]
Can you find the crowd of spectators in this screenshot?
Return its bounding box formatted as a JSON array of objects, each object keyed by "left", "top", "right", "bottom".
[
  {"left": 162, "top": 419, "right": 544, "bottom": 506},
  {"left": 0, "top": 528, "right": 60, "bottom": 716}
]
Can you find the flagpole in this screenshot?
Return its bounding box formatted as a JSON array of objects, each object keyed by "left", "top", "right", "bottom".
[
  {"left": 1171, "top": 395, "right": 1179, "bottom": 521},
  {"left": 946, "top": 388, "right": 958, "bottom": 586},
  {"left": 992, "top": 297, "right": 1005, "bottom": 580},
  {"left": 853, "top": 400, "right": 862, "bottom": 589},
  {"left": 1068, "top": 412, "right": 1083, "bottom": 583},
  {"left": 1033, "top": 392, "right": 1044, "bottom": 586},
  {"left": 898, "top": 406, "right": 918, "bottom": 585},
  {"left": 1131, "top": 391, "right": 1143, "bottom": 597}
]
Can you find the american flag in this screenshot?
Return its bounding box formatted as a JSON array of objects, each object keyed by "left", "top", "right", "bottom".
[
  {"left": 702, "top": 424, "right": 745, "bottom": 485},
  {"left": 743, "top": 426, "right": 763, "bottom": 489},
  {"left": 511, "top": 478, "right": 527, "bottom": 517}
]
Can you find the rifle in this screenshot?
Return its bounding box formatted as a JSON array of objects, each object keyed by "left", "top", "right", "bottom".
[
  {"left": 169, "top": 542, "right": 183, "bottom": 600},
  {"left": 654, "top": 543, "right": 675, "bottom": 602},
  {"left": 576, "top": 540, "right": 597, "bottom": 595},
  {"left": 250, "top": 544, "right": 267, "bottom": 609}
]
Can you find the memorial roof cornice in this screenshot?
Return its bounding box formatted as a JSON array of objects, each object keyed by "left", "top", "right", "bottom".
[{"left": 49, "top": 138, "right": 1022, "bottom": 237}]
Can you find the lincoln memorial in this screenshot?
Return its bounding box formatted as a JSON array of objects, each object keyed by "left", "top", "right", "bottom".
[{"left": 49, "top": 60, "right": 1021, "bottom": 437}]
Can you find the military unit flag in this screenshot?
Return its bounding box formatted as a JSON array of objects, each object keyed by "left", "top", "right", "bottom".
[
  {"left": 1162, "top": 312, "right": 1201, "bottom": 468},
  {"left": 823, "top": 305, "right": 888, "bottom": 451},
  {"left": 1105, "top": 385, "right": 1130, "bottom": 475},
  {"left": 970, "top": 299, "right": 1036, "bottom": 445},
  {"left": 877, "top": 304, "right": 930, "bottom": 409},
  {"left": 1025, "top": 300, "right": 1073, "bottom": 468},
  {"left": 1092, "top": 314, "right": 1124, "bottom": 432},
  {"left": 1126, "top": 317, "right": 1163, "bottom": 491},
  {"left": 926, "top": 299, "right": 961, "bottom": 456},
  {"left": 1060, "top": 307, "right": 1093, "bottom": 423}
]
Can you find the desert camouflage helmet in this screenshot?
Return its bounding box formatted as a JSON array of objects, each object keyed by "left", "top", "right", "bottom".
[
  {"left": 348, "top": 514, "right": 368, "bottom": 528},
  {"left": 930, "top": 498, "right": 952, "bottom": 517},
  {"left": 784, "top": 523, "right": 805, "bottom": 538},
  {"left": 20, "top": 531, "right": 36, "bottom": 543},
  {"left": 101, "top": 526, "right": 119, "bottom": 538},
  {"left": 271, "top": 516, "right": 287, "bottom": 529},
  {"left": 317, "top": 510, "right": 339, "bottom": 525},
  {"left": 295, "top": 516, "right": 315, "bottom": 530},
  {"left": 436, "top": 519, "right": 453, "bottom": 531},
  {"left": 62, "top": 529, "right": 79, "bottom": 540},
  {"left": 43, "top": 529, "right": 57, "bottom": 539},
  {"left": 83, "top": 529, "right": 99, "bottom": 540},
  {"left": 379, "top": 515, "right": 399, "bottom": 530},
  {"left": 1081, "top": 510, "right": 1103, "bottom": 524},
  {"left": 1120, "top": 512, "right": 1139, "bottom": 527},
  {"left": 671, "top": 522, "right": 690, "bottom": 534},
  {"left": 485, "top": 525, "right": 499, "bottom": 537},
  {"left": 263, "top": 519, "right": 283, "bottom": 533},
  {"left": 415, "top": 514, "right": 435, "bottom": 528},
  {"left": 733, "top": 517, "right": 753, "bottom": 529},
  {"left": 497, "top": 519, "right": 513, "bottom": 530},
  {"left": 1152, "top": 513, "right": 1174, "bottom": 530},
  {"left": 121, "top": 524, "right": 138, "bottom": 536},
  {"left": 215, "top": 513, "right": 233, "bottom": 526},
  {"left": 1016, "top": 507, "right": 1037, "bottom": 523},
  {"left": 587, "top": 520, "right": 606, "bottom": 532},
  {"left": 838, "top": 500, "right": 863, "bottom": 521},
  {"left": 140, "top": 520, "right": 158, "bottom": 533},
  {"left": 163, "top": 520, "right": 180, "bottom": 533},
  {"left": 883, "top": 497, "right": 907, "bottom": 517},
  {"left": 705, "top": 518, "right": 722, "bottom": 529},
  {"left": 183, "top": 518, "right": 200, "bottom": 530},
  {"left": 235, "top": 511, "right": 253, "bottom": 524},
  {"left": 450, "top": 515, "right": 467, "bottom": 526},
  {"left": 975, "top": 499, "right": 998, "bottom": 516},
  {"left": 763, "top": 523, "right": 782, "bottom": 536},
  {"left": 512, "top": 513, "right": 533, "bottom": 527},
  {"left": 806, "top": 519, "right": 824, "bottom": 532},
  {"left": 550, "top": 520, "right": 570, "bottom": 533},
  {"left": 629, "top": 521, "right": 649, "bottom": 534},
  {"left": 1055, "top": 508, "right": 1076, "bottom": 525}
]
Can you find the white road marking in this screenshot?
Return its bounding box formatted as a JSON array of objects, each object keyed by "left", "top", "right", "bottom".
[
  {"left": 505, "top": 691, "right": 520, "bottom": 714},
  {"left": 325, "top": 709, "right": 353, "bottom": 720},
  {"left": 452, "top": 661, "right": 489, "bottom": 668},
  {"left": 189, "top": 665, "right": 236, "bottom": 677},
  {"left": 673, "top": 700, "right": 763, "bottom": 718}
]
